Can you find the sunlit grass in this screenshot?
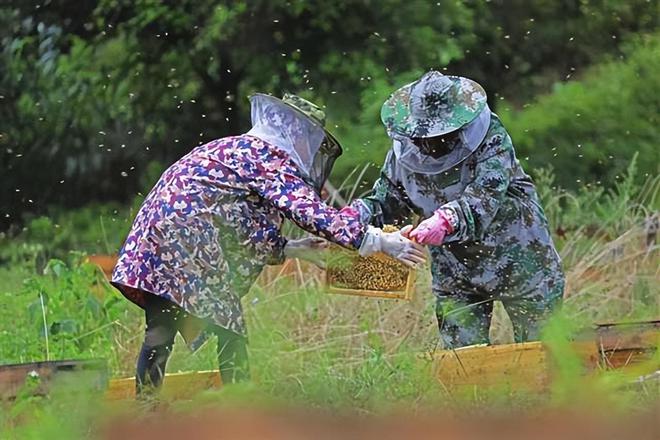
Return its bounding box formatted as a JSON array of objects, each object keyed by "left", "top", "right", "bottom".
[{"left": 0, "top": 168, "right": 658, "bottom": 436}]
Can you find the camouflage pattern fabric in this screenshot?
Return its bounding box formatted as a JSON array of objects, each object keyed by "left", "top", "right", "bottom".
[
  {"left": 352, "top": 113, "right": 565, "bottom": 348},
  {"left": 433, "top": 280, "right": 552, "bottom": 348},
  {"left": 381, "top": 71, "right": 487, "bottom": 138},
  {"left": 113, "top": 135, "right": 366, "bottom": 341}
]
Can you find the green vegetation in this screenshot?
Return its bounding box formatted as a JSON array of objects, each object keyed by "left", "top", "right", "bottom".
[
  {"left": 2, "top": 1, "right": 659, "bottom": 225},
  {"left": 1, "top": 0, "right": 658, "bottom": 436},
  {"left": 501, "top": 34, "right": 660, "bottom": 189},
  {"left": 1, "top": 168, "right": 657, "bottom": 427}
]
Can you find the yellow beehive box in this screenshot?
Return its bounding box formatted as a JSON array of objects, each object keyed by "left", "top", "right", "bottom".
[
  {"left": 433, "top": 342, "right": 552, "bottom": 392},
  {"left": 105, "top": 370, "right": 222, "bottom": 401}
]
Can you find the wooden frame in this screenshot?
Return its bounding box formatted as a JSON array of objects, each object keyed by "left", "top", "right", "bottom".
[{"left": 325, "top": 265, "right": 416, "bottom": 301}]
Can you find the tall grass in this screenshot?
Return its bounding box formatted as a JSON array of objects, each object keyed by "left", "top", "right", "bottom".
[
  {"left": 535, "top": 155, "right": 659, "bottom": 322},
  {"left": 0, "top": 163, "right": 657, "bottom": 433}
]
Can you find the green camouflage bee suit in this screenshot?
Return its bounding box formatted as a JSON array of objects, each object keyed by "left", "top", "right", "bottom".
[{"left": 352, "top": 72, "right": 565, "bottom": 348}]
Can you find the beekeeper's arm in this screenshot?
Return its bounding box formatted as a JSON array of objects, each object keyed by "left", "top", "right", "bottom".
[
  {"left": 253, "top": 148, "right": 426, "bottom": 267},
  {"left": 350, "top": 150, "right": 417, "bottom": 228}
]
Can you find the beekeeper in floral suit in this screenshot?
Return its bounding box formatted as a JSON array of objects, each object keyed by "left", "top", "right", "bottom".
[
  {"left": 353, "top": 71, "right": 565, "bottom": 348},
  {"left": 112, "top": 93, "right": 425, "bottom": 393}
]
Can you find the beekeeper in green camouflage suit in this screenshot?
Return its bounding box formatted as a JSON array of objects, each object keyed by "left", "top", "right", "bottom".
[{"left": 352, "top": 71, "right": 565, "bottom": 348}]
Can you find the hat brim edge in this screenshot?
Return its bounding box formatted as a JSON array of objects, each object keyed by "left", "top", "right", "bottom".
[{"left": 249, "top": 93, "right": 343, "bottom": 155}]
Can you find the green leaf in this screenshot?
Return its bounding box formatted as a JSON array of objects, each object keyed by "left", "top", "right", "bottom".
[
  {"left": 50, "top": 319, "right": 78, "bottom": 336},
  {"left": 44, "top": 259, "right": 67, "bottom": 277}
]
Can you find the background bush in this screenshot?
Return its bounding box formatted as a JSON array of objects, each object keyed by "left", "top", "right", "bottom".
[
  {"left": 501, "top": 34, "right": 660, "bottom": 189},
  {"left": 1, "top": 0, "right": 659, "bottom": 228}
]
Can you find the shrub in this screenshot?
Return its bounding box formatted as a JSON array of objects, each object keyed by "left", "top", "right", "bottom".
[{"left": 501, "top": 33, "right": 660, "bottom": 190}]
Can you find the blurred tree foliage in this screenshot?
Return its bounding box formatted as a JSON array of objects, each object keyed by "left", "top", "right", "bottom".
[
  {"left": 501, "top": 33, "right": 660, "bottom": 189},
  {"left": 1, "top": 0, "right": 658, "bottom": 228}
]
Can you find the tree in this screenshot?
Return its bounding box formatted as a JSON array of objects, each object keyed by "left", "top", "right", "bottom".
[
  {"left": 501, "top": 33, "right": 660, "bottom": 189},
  {"left": 1, "top": 0, "right": 657, "bottom": 228},
  {"left": 1, "top": 0, "right": 475, "bottom": 228}
]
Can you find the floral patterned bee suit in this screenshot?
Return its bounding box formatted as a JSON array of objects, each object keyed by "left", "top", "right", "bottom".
[
  {"left": 112, "top": 95, "right": 365, "bottom": 340},
  {"left": 353, "top": 72, "right": 565, "bottom": 348}
]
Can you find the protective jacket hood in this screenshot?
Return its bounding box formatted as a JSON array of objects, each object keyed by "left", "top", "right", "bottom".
[{"left": 392, "top": 105, "right": 492, "bottom": 174}]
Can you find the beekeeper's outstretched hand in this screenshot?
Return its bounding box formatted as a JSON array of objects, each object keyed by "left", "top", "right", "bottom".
[
  {"left": 405, "top": 209, "right": 454, "bottom": 246},
  {"left": 284, "top": 236, "right": 329, "bottom": 268},
  {"left": 359, "top": 226, "right": 426, "bottom": 268}
]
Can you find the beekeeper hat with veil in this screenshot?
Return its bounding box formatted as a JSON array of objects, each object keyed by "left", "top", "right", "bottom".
[
  {"left": 380, "top": 71, "right": 490, "bottom": 175},
  {"left": 246, "top": 93, "right": 343, "bottom": 192}
]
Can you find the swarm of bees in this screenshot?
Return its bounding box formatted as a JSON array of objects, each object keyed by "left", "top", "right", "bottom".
[{"left": 327, "top": 225, "right": 410, "bottom": 292}]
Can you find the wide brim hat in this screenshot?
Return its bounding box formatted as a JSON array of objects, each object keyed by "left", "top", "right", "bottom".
[
  {"left": 250, "top": 93, "right": 343, "bottom": 157},
  {"left": 381, "top": 71, "right": 487, "bottom": 138}
]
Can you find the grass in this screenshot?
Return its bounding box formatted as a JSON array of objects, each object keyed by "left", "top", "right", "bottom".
[{"left": 0, "top": 165, "right": 658, "bottom": 436}]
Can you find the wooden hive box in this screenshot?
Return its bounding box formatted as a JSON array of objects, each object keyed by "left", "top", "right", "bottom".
[
  {"left": 0, "top": 359, "right": 108, "bottom": 400},
  {"left": 87, "top": 254, "right": 118, "bottom": 279},
  {"left": 105, "top": 370, "right": 222, "bottom": 401},
  {"left": 432, "top": 320, "right": 660, "bottom": 392},
  {"left": 433, "top": 342, "right": 552, "bottom": 392},
  {"left": 595, "top": 319, "right": 659, "bottom": 370}
]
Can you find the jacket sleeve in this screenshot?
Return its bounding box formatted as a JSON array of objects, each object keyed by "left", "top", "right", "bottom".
[
  {"left": 350, "top": 150, "right": 416, "bottom": 227},
  {"left": 441, "top": 132, "right": 514, "bottom": 243},
  {"left": 252, "top": 150, "right": 366, "bottom": 249}
]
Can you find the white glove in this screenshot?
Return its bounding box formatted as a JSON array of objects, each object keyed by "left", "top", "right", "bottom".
[
  {"left": 284, "top": 236, "right": 329, "bottom": 268},
  {"left": 359, "top": 226, "right": 426, "bottom": 268}
]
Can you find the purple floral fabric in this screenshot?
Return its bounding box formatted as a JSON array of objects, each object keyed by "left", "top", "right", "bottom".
[{"left": 112, "top": 135, "right": 364, "bottom": 336}]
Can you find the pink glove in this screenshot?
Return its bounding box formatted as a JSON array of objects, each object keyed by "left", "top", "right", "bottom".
[{"left": 407, "top": 209, "right": 454, "bottom": 246}]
